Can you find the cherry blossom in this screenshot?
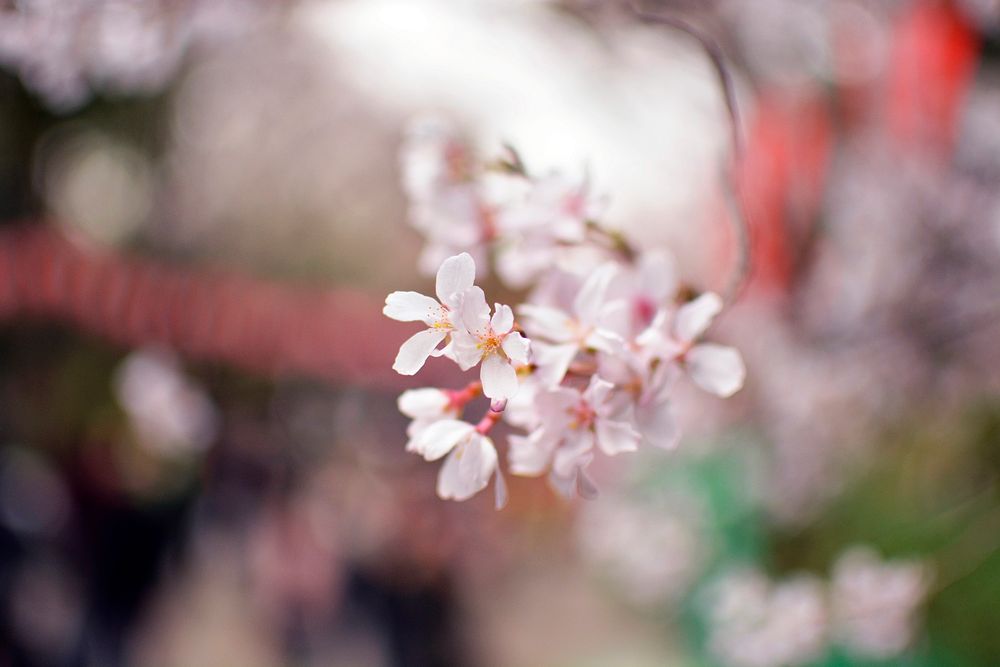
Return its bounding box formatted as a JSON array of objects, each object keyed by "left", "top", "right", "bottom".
[
  {"left": 385, "top": 118, "right": 746, "bottom": 505},
  {"left": 492, "top": 174, "right": 601, "bottom": 289},
  {"left": 577, "top": 493, "right": 706, "bottom": 605},
  {"left": 400, "top": 118, "right": 492, "bottom": 275},
  {"left": 638, "top": 292, "right": 746, "bottom": 397},
  {"left": 704, "top": 569, "right": 828, "bottom": 667},
  {"left": 496, "top": 173, "right": 596, "bottom": 243},
  {"left": 438, "top": 430, "right": 504, "bottom": 506},
  {"left": 509, "top": 375, "right": 639, "bottom": 497},
  {"left": 615, "top": 249, "right": 679, "bottom": 333},
  {"left": 397, "top": 388, "right": 457, "bottom": 452},
  {"left": 631, "top": 370, "right": 681, "bottom": 450},
  {"left": 702, "top": 548, "right": 931, "bottom": 667},
  {"left": 518, "top": 262, "right": 627, "bottom": 360},
  {"left": 830, "top": 547, "right": 930, "bottom": 659},
  {"left": 450, "top": 287, "right": 531, "bottom": 401},
  {"left": 405, "top": 419, "right": 503, "bottom": 505},
  {"left": 383, "top": 252, "right": 477, "bottom": 375}
]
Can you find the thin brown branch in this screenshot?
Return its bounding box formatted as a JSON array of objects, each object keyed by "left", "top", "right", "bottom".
[{"left": 629, "top": 1, "right": 752, "bottom": 305}]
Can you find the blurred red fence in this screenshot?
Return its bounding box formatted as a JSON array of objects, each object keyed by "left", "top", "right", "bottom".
[{"left": 0, "top": 225, "right": 448, "bottom": 390}]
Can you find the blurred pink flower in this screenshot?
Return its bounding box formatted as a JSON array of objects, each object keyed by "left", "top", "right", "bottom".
[{"left": 831, "top": 547, "right": 931, "bottom": 659}]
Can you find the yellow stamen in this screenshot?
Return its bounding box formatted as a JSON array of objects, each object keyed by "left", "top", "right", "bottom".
[{"left": 476, "top": 333, "right": 503, "bottom": 354}]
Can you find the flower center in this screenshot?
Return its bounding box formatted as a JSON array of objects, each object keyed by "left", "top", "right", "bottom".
[
  {"left": 477, "top": 331, "right": 503, "bottom": 355},
  {"left": 431, "top": 305, "right": 452, "bottom": 330},
  {"left": 567, "top": 400, "right": 596, "bottom": 430},
  {"left": 634, "top": 297, "right": 657, "bottom": 328}
]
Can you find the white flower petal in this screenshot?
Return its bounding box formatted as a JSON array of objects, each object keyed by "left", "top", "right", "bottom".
[
  {"left": 575, "top": 468, "right": 600, "bottom": 500},
  {"left": 392, "top": 329, "right": 447, "bottom": 375},
  {"left": 435, "top": 252, "right": 476, "bottom": 306},
  {"left": 549, "top": 470, "right": 576, "bottom": 499},
  {"left": 436, "top": 445, "right": 468, "bottom": 499},
  {"left": 645, "top": 359, "right": 681, "bottom": 400},
  {"left": 636, "top": 397, "right": 680, "bottom": 450},
  {"left": 595, "top": 418, "right": 640, "bottom": 455},
  {"left": 501, "top": 331, "right": 531, "bottom": 365},
  {"left": 595, "top": 348, "right": 638, "bottom": 385},
  {"left": 449, "top": 330, "right": 484, "bottom": 371},
  {"left": 635, "top": 307, "right": 670, "bottom": 348},
  {"left": 459, "top": 286, "right": 491, "bottom": 334},
  {"left": 552, "top": 429, "right": 594, "bottom": 478},
  {"left": 531, "top": 342, "right": 577, "bottom": 387},
  {"left": 595, "top": 299, "right": 631, "bottom": 338},
  {"left": 503, "top": 382, "right": 539, "bottom": 430},
  {"left": 494, "top": 242, "right": 554, "bottom": 289},
  {"left": 491, "top": 303, "right": 514, "bottom": 334},
  {"left": 517, "top": 304, "right": 575, "bottom": 343},
  {"left": 573, "top": 262, "right": 618, "bottom": 325},
  {"left": 384, "top": 291, "right": 442, "bottom": 324},
  {"left": 637, "top": 328, "right": 686, "bottom": 362},
  {"left": 686, "top": 343, "right": 746, "bottom": 397},
  {"left": 674, "top": 292, "right": 723, "bottom": 342},
  {"left": 398, "top": 388, "right": 450, "bottom": 419},
  {"left": 550, "top": 466, "right": 599, "bottom": 500},
  {"left": 410, "top": 419, "right": 475, "bottom": 461},
  {"left": 508, "top": 430, "right": 554, "bottom": 476},
  {"left": 405, "top": 417, "right": 436, "bottom": 447},
  {"left": 463, "top": 435, "right": 498, "bottom": 493},
  {"left": 494, "top": 466, "right": 508, "bottom": 510},
  {"left": 480, "top": 354, "right": 519, "bottom": 400},
  {"left": 583, "top": 375, "right": 615, "bottom": 408},
  {"left": 638, "top": 250, "right": 678, "bottom": 302},
  {"left": 584, "top": 328, "right": 625, "bottom": 354},
  {"left": 430, "top": 339, "right": 453, "bottom": 358},
  {"left": 536, "top": 386, "right": 581, "bottom": 429},
  {"left": 436, "top": 434, "right": 497, "bottom": 501}
]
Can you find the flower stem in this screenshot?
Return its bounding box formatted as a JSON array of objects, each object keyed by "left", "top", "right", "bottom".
[
  {"left": 446, "top": 381, "right": 482, "bottom": 410},
  {"left": 474, "top": 405, "right": 504, "bottom": 435}
]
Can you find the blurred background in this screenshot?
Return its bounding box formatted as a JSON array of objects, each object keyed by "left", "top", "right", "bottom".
[{"left": 1, "top": 0, "right": 1000, "bottom": 666}]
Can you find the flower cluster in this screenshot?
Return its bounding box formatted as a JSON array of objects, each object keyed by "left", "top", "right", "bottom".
[
  {"left": 705, "top": 570, "right": 828, "bottom": 667},
  {"left": 385, "top": 118, "right": 746, "bottom": 505},
  {"left": 577, "top": 492, "right": 706, "bottom": 605},
  {"left": 704, "top": 548, "right": 931, "bottom": 667}
]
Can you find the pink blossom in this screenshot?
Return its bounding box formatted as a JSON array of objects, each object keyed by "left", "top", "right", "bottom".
[
  {"left": 383, "top": 252, "right": 477, "bottom": 375},
  {"left": 450, "top": 287, "right": 531, "bottom": 401},
  {"left": 638, "top": 292, "right": 746, "bottom": 397}
]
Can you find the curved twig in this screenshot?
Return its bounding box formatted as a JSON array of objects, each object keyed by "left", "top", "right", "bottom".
[{"left": 629, "top": 1, "right": 752, "bottom": 305}]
